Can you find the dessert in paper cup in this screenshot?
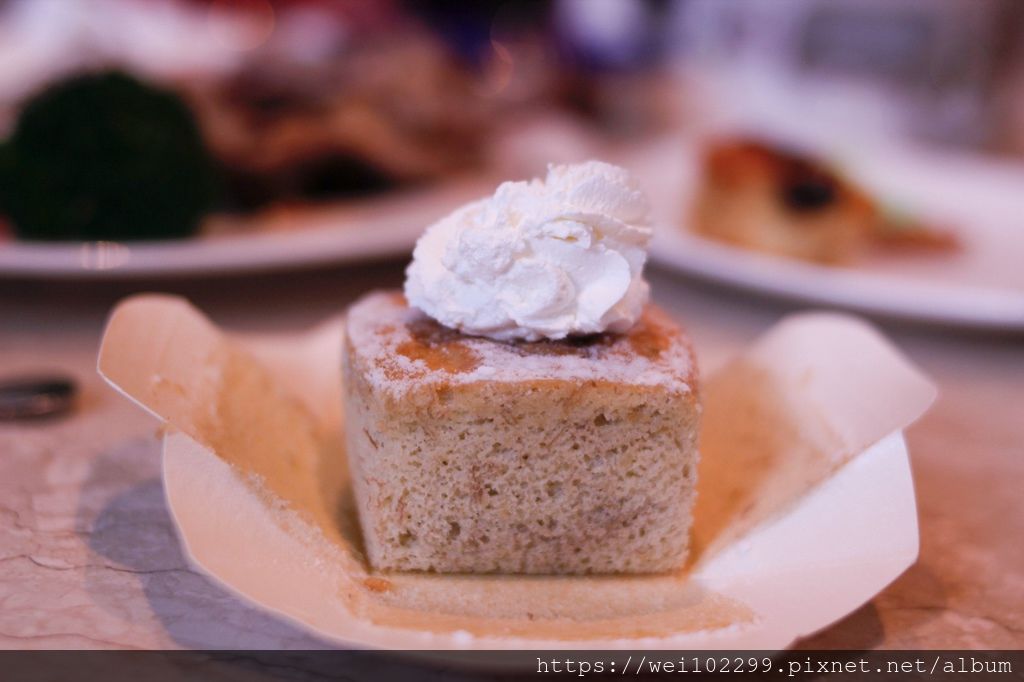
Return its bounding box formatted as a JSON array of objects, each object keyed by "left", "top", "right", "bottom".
[{"left": 97, "top": 161, "right": 935, "bottom": 650}]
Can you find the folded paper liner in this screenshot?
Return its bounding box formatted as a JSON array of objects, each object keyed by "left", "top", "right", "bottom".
[{"left": 98, "top": 295, "right": 935, "bottom": 650}]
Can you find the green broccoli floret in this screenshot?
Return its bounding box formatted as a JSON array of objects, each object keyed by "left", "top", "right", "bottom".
[{"left": 0, "top": 71, "right": 217, "bottom": 241}]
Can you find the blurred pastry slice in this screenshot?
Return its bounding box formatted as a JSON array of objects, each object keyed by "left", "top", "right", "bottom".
[{"left": 690, "top": 138, "right": 958, "bottom": 264}]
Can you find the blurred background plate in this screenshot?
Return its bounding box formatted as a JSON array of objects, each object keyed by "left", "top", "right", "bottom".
[
  {"left": 635, "top": 136, "right": 1024, "bottom": 331},
  {"left": 0, "top": 178, "right": 488, "bottom": 279},
  {"left": 651, "top": 228, "right": 1024, "bottom": 331}
]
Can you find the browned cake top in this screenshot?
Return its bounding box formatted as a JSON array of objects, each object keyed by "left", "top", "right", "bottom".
[{"left": 345, "top": 291, "right": 696, "bottom": 398}]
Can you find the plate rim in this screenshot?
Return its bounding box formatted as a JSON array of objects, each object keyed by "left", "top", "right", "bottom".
[{"left": 650, "top": 229, "right": 1024, "bottom": 332}]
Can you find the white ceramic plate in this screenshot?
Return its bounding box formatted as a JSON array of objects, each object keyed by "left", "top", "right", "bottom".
[
  {"left": 0, "top": 178, "right": 488, "bottom": 279},
  {"left": 634, "top": 138, "right": 1024, "bottom": 332},
  {"left": 649, "top": 229, "right": 1024, "bottom": 331}
]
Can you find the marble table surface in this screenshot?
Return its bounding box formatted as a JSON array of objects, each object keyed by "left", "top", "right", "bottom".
[{"left": 1, "top": 261, "right": 1022, "bottom": 650}]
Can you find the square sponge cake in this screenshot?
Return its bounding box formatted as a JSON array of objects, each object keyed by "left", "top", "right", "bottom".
[{"left": 342, "top": 291, "right": 700, "bottom": 574}]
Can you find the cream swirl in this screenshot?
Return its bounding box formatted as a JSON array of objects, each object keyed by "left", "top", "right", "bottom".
[{"left": 404, "top": 161, "right": 652, "bottom": 341}]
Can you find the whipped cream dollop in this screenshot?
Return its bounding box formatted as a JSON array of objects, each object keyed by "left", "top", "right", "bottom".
[{"left": 404, "top": 161, "right": 652, "bottom": 341}]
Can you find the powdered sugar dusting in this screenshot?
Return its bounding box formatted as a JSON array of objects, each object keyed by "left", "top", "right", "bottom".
[{"left": 346, "top": 291, "right": 695, "bottom": 400}]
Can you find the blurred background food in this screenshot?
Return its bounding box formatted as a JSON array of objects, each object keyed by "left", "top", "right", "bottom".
[
  {"left": 1, "top": 71, "right": 217, "bottom": 241},
  {"left": 0, "top": 0, "right": 1022, "bottom": 267},
  {"left": 0, "top": 0, "right": 686, "bottom": 242},
  {"left": 689, "top": 137, "right": 959, "bottom": 264}
]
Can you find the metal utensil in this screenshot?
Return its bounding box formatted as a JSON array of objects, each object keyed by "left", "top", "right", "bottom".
[{"left": 0, "top": 374, "right": 77, "bottom": 421}]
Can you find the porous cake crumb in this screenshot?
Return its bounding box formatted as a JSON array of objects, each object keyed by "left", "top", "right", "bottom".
[{"left": 342, "top": 291, "right": 700, "bottom": 574}]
